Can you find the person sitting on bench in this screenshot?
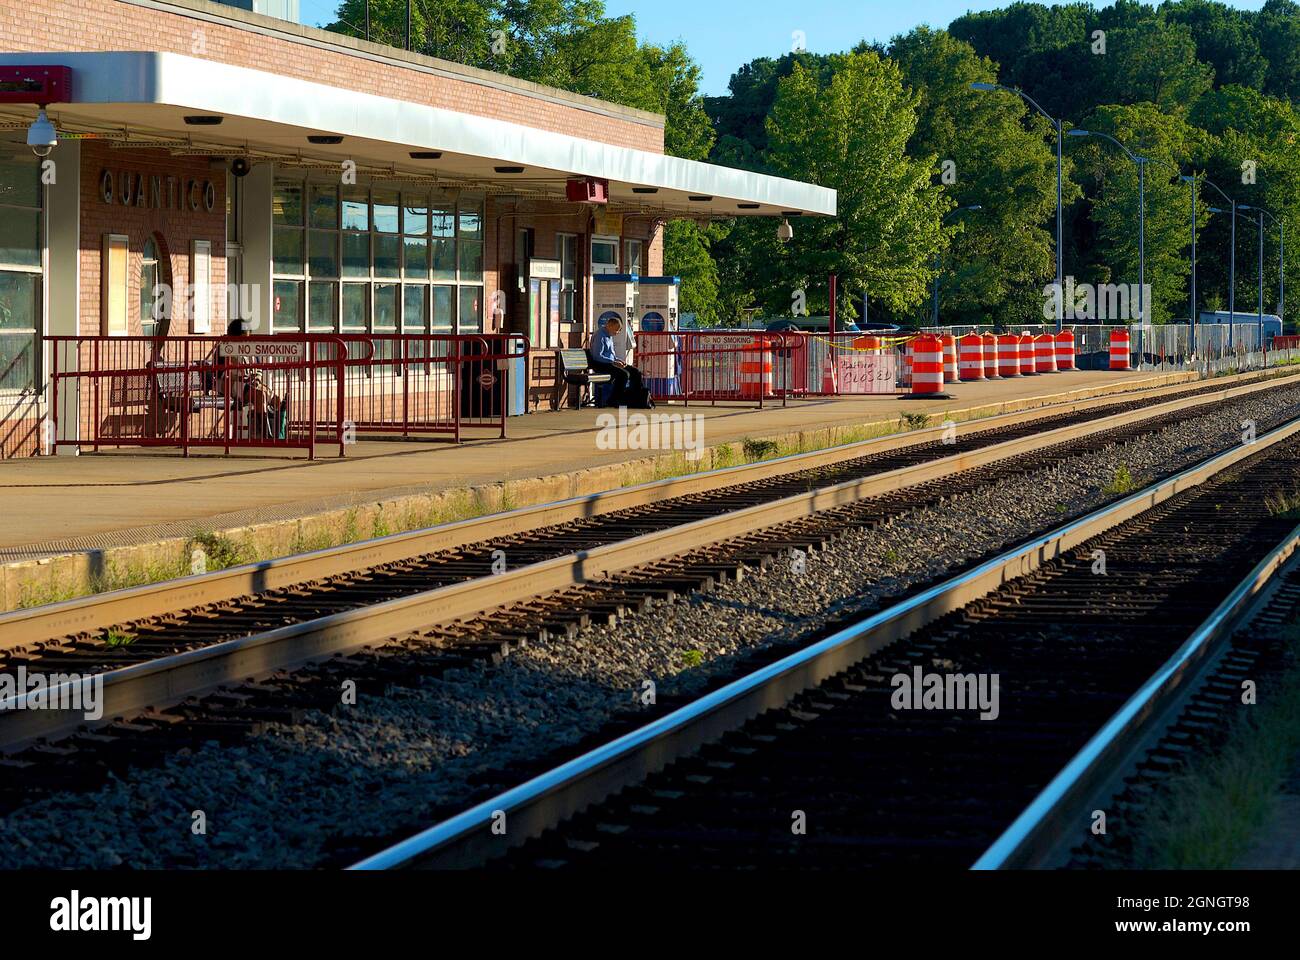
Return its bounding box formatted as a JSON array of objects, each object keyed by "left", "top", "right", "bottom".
[
  {"left": 222, "top": 319, "right": 285, "bottom": 438},
  {"left": 589, "top": 316, "right": 644, "bottom": 406}
]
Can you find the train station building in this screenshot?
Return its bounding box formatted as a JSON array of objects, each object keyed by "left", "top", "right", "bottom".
[{"left": 0, "top": 0, "right": 835, "bottom": 457}]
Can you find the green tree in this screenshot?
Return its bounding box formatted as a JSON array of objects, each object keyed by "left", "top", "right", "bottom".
[
  {"left": 750, "top": 52, "right": 948, "bottom": 319},
  {"left": 1074, "top": 104, "right": 1203, "bottom": 323},
  {"left": 329, "top": 0, "right": 501, "bottom": 65},
  {"left": 890, "top": 27, "right": 1073, "bottom": 324}
]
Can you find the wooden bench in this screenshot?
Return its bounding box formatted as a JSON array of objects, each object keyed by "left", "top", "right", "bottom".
[{"left": 557, "top": 347, "right": 611, "bottom": 408}]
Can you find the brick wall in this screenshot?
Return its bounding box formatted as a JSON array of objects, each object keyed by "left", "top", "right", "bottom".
[
  {"left": 1, "top": 0, "right": 664, "bottom": 154},
  {"left": 79, "top": 142, "right": 227, "bottom": 336}
]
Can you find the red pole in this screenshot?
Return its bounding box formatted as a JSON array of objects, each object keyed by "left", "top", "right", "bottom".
[{"left": 829, "top": 274, "right": 838, "bottom": 334}]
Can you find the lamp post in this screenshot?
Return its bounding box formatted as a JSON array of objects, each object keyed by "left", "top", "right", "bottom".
[
  {"left": 970, "top": 82, "right": 1064, "bottom": 331},
  {"left": 933, "top": 205, "right": 984, "bottom": 326},
  {"left": 1239, "top": 204, "right": 1284, "bottom": 346},
  {"left": 1068, "top": 129, "right": 1153, "bottom": 324},
  {"left": 1201, "top": 178, "right": 1238, "bottom": 348},
  {"left": 1179, "top": 174, "right": 1198, "bottom": 353}
]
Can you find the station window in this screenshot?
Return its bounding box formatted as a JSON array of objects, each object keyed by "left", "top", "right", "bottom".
[
  {"left": 591, "top": 236, "right": 619, "bottom": 276},
  {"left": 272, "top": 177, "right": 483, "bottom": 335},
  {"left": 0, "top": 149, "right": 42, "bottom": 392},
  {"left": 558, "top": 233, "right": 577, "bottom": 324},
  {"left": 624, "top": 238, "right": 643, "bottom": 275}
]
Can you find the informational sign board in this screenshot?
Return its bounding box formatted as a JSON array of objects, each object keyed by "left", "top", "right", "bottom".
[
  {"left": 218, "top": 340, "right": 306, "bottom": 361},
  {"left": 836, "top": 352, "right": 898, "bottom": 394}
]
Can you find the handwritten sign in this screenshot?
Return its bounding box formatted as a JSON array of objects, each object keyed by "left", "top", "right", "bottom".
[
  {"left": 217, "top": 340, "right": 306, "bottom": 361},
  {"left": 836, "top": 353, "right": 898, "bottom": 394}
]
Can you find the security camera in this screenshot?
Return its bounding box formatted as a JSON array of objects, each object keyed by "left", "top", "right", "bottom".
[
  {"left": 777, "top": 218, "right": 794, "bottom": 243},
  {"left": 230, "top": 157, "right": 251, "bottom": 178},
  {"left": 27, "top": 108, "right": 57, "bottom": 158}
]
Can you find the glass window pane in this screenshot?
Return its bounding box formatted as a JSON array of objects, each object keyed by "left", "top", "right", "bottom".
[
  {"left": 342, "top": 283, "right": 368, "bottom": 330},
  {"left": 0, "top": 208, "right": 40, "bottom": 267},
  {"left": 457, "top": 200, "right": 482, "bottom": 239},
  {"left": 0, "top": 272, "right": 38, "bottom": 391},
  {"left": 403, "top": 236, "right": 429, "bottom": 279},
  {"left": 372, "top": 190, "right": 399, "bottom": 233},
  {"left": 432, "top": 285, "right": 454, "bottom": 331},
  {"left": 308, "top": 281, "right": 338, "bottom": 331},
  {"left": 403, "top": 285, "right": 427, "bottom": 331},
  {"left": 308, "top": 230, "right": 339, "bottom": 278},
  {"left": 374, "top": 283, "right": 398, "bottom": 330},
  {"left": 0, "top": 155, "right": 40, "bottom": 207},
  {"left": 458, "top": 239, "right": 483, "bottom": 281},
  {"left": 342, "top": 232, "right": 369, "bottom": 278},
  {"left": 431, "top": 205, "right": 455, "bottom": 237},
  {"left": 374, "top": 234, "right": 400, "bottom": 279},
  {"left": 432, "top": 238, "right": 456, "bottom": 281},
  {"left": 273, "top": 181, "right": 303, "bottom": 225},
  {"left": 272, "top": 279, "right": 302, "bottom": 331},
  {"left": 341, "top": 188, "right": 369, "bottom": 231},
  {"left": 592, "top": 240, "right": 617, "bottom": 267},
  {"left": 273, "top": 227, "right": 304, "bottom": 275},
  {"left": 309, "top": 184, "right": 339, "bottom": 229},
  {"left": 458, "top": 286, "right": 483, "bottom": 333},
  {"left": 403, "top": 195, "right": 429, "bottom": 235}
]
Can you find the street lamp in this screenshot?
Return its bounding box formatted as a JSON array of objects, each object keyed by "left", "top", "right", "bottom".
[
  {"left": 933, "top": 205, "right": 984, "bottom": 326},
  {"left": 1201, "top": 177, "right": 1239, "bottom": 347},
  {"left": 970, "top": 82, "right": 1065, "bottom": 331},
  {"left": 1178, "top": 174, "right": 1199, "bottom": 353},
  {"left": 1068, "top": 129, "right": 1153, "bottom": 323},
  {"left": 1239, "top": 204, "right": 1284, "bottom": 349}
]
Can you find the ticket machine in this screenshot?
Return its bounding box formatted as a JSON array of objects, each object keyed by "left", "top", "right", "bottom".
[
  {"left": 636, "top": 276, "right": 681, "bottom": 396},
  {"left": 591, "top": 274, "right": 637, "bottom": 361}
]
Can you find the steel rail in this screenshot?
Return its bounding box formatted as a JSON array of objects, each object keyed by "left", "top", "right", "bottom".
[
  {"left": 2, "top": 369, "right": 1293, "bottom": 649},
  {"left": 972, "top": 519, "right": 1300, "bottom": 870},
  {"left": 348, "top": 412, "right": 1300, "bottom": 870},
  {"left": 3, "top": 376, "right": 1297, "bottom": 751}
]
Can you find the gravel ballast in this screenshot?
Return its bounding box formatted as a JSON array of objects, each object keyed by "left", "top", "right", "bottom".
[{"left": 3, "top": 389, "right": 1298, "bottom": 869}]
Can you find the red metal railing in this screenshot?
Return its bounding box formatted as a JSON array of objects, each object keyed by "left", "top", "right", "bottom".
[
  {"left": 635, "top": 330, "right": 808, "bottom": 406},
  {"left": 328, "top": 333, "right": 528, "bottom": 441},
  {"left": 46, "top": 333, "right": 528, "bottom": 457},
  {"left": 49, "top": 335, "right": 347, "bottom": 459}
]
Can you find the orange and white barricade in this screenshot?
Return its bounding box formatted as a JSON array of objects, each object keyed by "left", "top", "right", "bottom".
[
  {"left": 1034, "top": 333, "right": 1058, "bottom": 373},
  {"left": 1054, "top": 329, "right": 1076, "bottom": 371},
  {"left": 1109, "top": 329, "right": 1132, "bottom": 370},
  {"left": 997, "top": 334, "right": 1021, "bottom": 377},
  {"left": 941, "top": 333, "right": 958, "bottom": 383},
  {"left": 910, "top": 334, "right": 946, "bottom": 396},
  {"left": 739, "top": 337, "right": 774, "bottom": 398},
  {"left": 981, "top": 332, "right": 1000, "bottom": 379},
  {"left": 1019, "top": 333, "right": 1038, "bottom": 375},
  {"left": 958, "top": 333, "right": 986, "bottom": 381}
]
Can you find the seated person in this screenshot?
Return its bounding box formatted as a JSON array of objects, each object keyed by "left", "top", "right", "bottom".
[
  {"left": 222, "top": 319, "right": 285, "bottom": 438},
  {"left": 589, "top": 316, "right": 644, "bottom": 406}
]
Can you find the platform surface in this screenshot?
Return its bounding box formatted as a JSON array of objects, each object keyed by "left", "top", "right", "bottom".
[{"left": 0, "top": 369, "right": 1191, "bottom": 555}]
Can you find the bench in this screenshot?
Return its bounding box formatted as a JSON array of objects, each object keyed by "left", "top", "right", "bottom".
[
  {"left": 557, "top": 348, "right": 611, "bottom": 408},
  {"left": 148, "top": 360, "right": 226, "bottom": 412}
]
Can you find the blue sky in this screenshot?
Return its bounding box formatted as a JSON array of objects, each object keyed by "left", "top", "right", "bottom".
[{"left": 298, "top": 0, "right": 1270, "bottom": 96}]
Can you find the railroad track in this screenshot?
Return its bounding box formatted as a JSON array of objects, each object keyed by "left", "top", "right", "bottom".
[
  {"left": 2, "top": 372, "right": 1300, "bottom": 754},
  {"left": 349, "top": 416, "right": 1300, "bottom": 870}
]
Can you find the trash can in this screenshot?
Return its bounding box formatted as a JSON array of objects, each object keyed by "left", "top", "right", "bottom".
[{"left": 459, "top": 337, "right": 506, "bottom": 419}]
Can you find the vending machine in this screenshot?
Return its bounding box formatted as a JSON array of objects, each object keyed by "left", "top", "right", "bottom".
[
  {"left": 591, "top": 274, "right": 637, "bottom": 361},
  {"left": 636, "top": 276, "right": 680, "bottom": 396}
]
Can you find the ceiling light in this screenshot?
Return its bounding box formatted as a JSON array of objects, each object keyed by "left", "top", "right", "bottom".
[
  {"left": 308, "top": 135, "right": 344, "bottom": 145},
  {"left": 410, "top": 151, "right": 443, "bottom": 160},
  {"left": 183, "top": 115, "right": 223, "bottom": 126}
]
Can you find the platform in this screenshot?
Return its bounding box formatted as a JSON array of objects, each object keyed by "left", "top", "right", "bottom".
[{"left": 0, "top": 368, "right": 1203, "bottom": 606}]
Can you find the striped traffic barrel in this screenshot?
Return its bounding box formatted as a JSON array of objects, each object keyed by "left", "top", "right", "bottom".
[
  {"left": 1054, "top": 329, "right": 1076, "bottom": 371},
  {"left": 739, "top": 337, "right": 774, "bottom": 398},
  {"left": 1034, "top": 333, "right": 1059, "bottom": 373},
  {"left": 1109, "top": 329, "right": 1132, "bottom": 370},
  {"left": 958, "top": 333, "right": 986, "bottom": 381},
  {"left": 941, "top": 333, "right": 958, "bottom": 383},
  {"left": 997, "top": 334, "right": 1021, "bottom": 377},
  {"left": 1018, "top": 333, "right": 1038, "bottom": 375},
  {"left": 982, "top": 332, "right": 1000, "bottom": 379},
  {"left": 910, "top": 334, "right": 945, "bottom": 396}
]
